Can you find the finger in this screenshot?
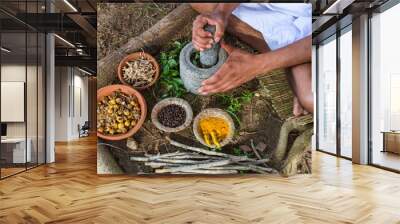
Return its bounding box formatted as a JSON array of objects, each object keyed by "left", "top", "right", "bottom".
[
  {"left": 193, "top": 15, "right": 208, "bottom": 29},
  {"left": 194, "top": 25, "right": 213, "bottom": 38},
  {"left": 214, "top": 25, "right": 224, "bottom": 43},
  {"left": 202, "top": 62, "right": 231, "bottom": 85},
  {"left": 221, "top": 41, "right": 235, "bottom": 54},
  {"left": 200, "top": 79, "right": 235, "bottom": 94},
  {"left": 200, "top": 71, "right": 235, "bottom": 94},
  {"left": 204, "top": 18, "right": 224, "bottom": 42},
  {"left": 192, "top": 40, "right": 209, "bottom": 51},
  {"left": 218, "top": 79, "right": 241, "bottom": 93},
  {"left": 194, "top": 16, "right": 214, "bottom": 36},
  {"left": 193, "top": 35, "right": 213, "bottom": 47}
]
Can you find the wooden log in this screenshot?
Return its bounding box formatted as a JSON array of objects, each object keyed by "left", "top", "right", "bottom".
[
  {"left": 97, "top": 4, "right": 197, "bottom": 88},
  {"left": 97, "top": 145, "right": 124, "bottom": 174},
  {"left": 280, "top": 128, "right": 313, "bottom": 177},
  {"left": 272, "top": 115, "right": 313, "bottom": 163}
]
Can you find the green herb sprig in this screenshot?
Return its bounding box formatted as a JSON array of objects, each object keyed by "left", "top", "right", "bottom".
[{"left": 158, "top": 41, "right": 187, "bottom": 98}]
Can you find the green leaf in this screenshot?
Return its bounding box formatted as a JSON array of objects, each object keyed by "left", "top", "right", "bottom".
[
  {"left": 162, "top": 65, "right": 170, "bottom": 75},
  {"left": 168, "top": 59, "right": 178, "bottom": 68},
  {"left": 170, "top": 70, "right": 179, "bottom": 78},
  {"left": 160, "top": 52, "right": 167, "bottom": 61}
]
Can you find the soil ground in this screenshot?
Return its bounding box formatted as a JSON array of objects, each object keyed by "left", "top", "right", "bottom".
[{"left": 97, "top": 3, "right": 310, "bottom": 175}]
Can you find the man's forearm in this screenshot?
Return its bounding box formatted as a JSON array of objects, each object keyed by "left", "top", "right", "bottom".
[{"left": 256, "top": 36, "right": 312, "bottom": 74}]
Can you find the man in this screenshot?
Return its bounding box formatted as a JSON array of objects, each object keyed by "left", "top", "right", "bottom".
[{"left": 191, "top": 3, "right": 313, "bottom": 116}]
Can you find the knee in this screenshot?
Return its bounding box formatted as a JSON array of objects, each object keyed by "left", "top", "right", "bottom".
[{"left": 190, "top": 3, "right": 218, "bottom": 14}]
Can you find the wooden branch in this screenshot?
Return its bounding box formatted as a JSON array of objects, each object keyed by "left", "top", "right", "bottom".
[
  {"left": 98, "top": 4, "right": 197, "bottom": 88},
  {"left": 145, "top": 162, "right": 180, "bottom": 168},
  {"left": 155, "top": 159, "right": 231, "bottom": 173},
  {"left": 250, "top": 139, "right": 262, "bottom": 160},
  {"left": 171, "top": 169, "right": 238, "bottom": 175},
  {"left": 155, "top": 158, "right": 216, "bottom": 164},
  {"left": 165, "top": 136, "right": 254, "bottom": 162},
  {"left": 208, "top": 165, "right": 274, "bottom": 174}
]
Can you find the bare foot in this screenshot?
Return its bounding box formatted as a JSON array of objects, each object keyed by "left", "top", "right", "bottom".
[{"left": 293, "top": 96, "right": 304, "bottom": 117}]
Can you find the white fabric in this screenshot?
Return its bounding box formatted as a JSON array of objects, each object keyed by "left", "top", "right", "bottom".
[{"left": 232, "top": 3, "right": 312, "bottom": 51}]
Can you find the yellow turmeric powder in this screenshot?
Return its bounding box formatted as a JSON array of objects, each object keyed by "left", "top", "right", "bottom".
[{"left": 199, "top": 117, "right": 229, "bottom": 148}]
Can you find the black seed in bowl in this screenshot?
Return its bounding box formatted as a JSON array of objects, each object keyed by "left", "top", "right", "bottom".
[{"left": 157, "top": 104, "right": 186, "bottom": 128}]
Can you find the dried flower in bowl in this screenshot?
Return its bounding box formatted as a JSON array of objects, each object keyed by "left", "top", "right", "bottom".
[{"left": 97, "top": 90, "right": 141, "bottom": 135}]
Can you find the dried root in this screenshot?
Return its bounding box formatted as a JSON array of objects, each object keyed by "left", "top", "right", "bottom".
[{"left": 122, "top": 56, "right": 156, "bottom": 87}]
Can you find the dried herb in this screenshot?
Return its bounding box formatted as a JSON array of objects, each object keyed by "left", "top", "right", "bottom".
[
  {"left": 97, "top": 90, "right": 141, "bottom": 135},
  {"left": 122, "top": 56, "right": 156, "bottom": 87}
]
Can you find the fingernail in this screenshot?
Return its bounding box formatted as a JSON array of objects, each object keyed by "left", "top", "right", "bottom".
[
  {"left": 200, "top": 48, "right": 204, "bottom": 51},
  {"left": 215, "top": 37, "right": 220, "bottom": 42},
  {"left": 207, "top": 44, "right": 212, "bottom": 48}
]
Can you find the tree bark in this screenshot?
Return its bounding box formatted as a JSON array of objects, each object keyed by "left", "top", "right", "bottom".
[
  {"left": 97, "top": 3, "right": 197, "bottom": 88},
  {"left": 280, "top": 128, "right": 313, "bottom": 177},
  {"left": 272, "top": 115, "right": 313, "bottom": 163}
]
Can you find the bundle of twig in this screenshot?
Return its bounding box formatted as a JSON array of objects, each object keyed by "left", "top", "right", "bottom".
[{"left": 129, "top": 137, "right": 276, "bottom": 174}]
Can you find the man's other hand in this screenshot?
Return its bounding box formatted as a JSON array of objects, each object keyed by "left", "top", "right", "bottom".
[{"left": 198, "top": 42, "right": 264, "bottom": 95}]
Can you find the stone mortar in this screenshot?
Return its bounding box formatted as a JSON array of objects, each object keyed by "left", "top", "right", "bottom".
[
  {"left": 179, "top": 25, "right": 227, "bottom": 95},
  {"left": 180, "top": 43, "right": 227, "bottom": 94}
]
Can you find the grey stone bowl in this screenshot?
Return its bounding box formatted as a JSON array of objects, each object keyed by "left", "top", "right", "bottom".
[
  {"left": 193, "top": 108, "right": 235, "bottom": 149},
  {"left": 151, "top": 97, "right": 193, "bottom": 133},
  {"left": 179, "top": 42, "right": 227, "bottom": 94}
]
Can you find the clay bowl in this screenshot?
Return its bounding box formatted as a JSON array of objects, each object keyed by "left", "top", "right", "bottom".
[
  {"left": 151, "top": 98, "right": 193, "bottom": 133},
  {"left": 117, "top": 52, "right": 160, "bottom": 90},
  {"left": 193, "top": 108, "right": 235, "bottom": 149},
  {"left": 97, "top": 84, "right": 147, "bottom": 141}
]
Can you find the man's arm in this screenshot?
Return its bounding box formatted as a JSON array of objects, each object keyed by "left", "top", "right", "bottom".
[
  {"left": 198, "top": 35, "right": 312, "bottom": 94},
  {"left": 258, "top": 36, "right": 311, "bottom": 72}
]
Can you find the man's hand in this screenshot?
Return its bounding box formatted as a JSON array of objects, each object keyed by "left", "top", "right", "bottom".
[
  {"left": 198, "top": 42, "right": 264, "bottom": 95},
  {"left": 192, "top": 13, "right": 227, "bottom": 51}
]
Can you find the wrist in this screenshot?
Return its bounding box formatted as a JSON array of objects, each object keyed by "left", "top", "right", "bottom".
[{"left": 254, "top": 53, "right": 272, "bottom": 76}]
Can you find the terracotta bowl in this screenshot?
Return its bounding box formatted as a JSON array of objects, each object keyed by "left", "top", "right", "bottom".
[
  {"left": 193, "top": 108, "right": 235, "bottom": 149},
  {"left": 151, "top": 98, "right": 193, "bottom": 133},
  {"left": 97, "top": 84, "right": 147, "bottom": 141},
  {"left": 117, "top": 52, "right": 160, "bottom": 90}
]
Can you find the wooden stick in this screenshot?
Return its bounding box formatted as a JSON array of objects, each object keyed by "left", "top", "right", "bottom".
[
  {"left": 145, "top": 162, "right": 180, "bottom": 168},
  {"left": 165, "top": 136, "right": 254, "bottom": 162},
  {"left": 155, "top": 159, "right": 231, "bottom": 173},
  {"left": 170, "top": 169, "right": 238, "bottom": 175},
  {"left": 208, "top": 165, "right": 275, "bottom": 174},
  {"left": 250, "top": 139, "right": 262, "bottom": 160},
  {"left": 154, "top": 158, "right": 217, "bottom": 164}
]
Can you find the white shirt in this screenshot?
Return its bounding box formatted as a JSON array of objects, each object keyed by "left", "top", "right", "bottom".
[{"left": 232, "top": 3, "right": 312, "bottom": 50}]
